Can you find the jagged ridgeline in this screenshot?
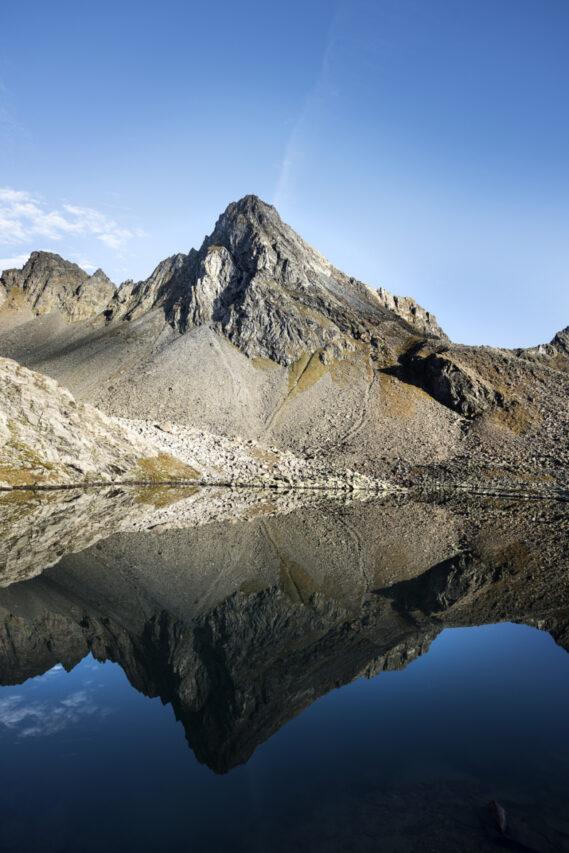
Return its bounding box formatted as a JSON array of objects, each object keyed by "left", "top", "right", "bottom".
[{"left": 2, "top": 194, "right": 569, "bottom": 490}]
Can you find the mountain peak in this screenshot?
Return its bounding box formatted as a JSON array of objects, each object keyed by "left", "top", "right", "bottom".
[
  {"left": 0, "top": 251, "right": 115, "bottom": 322},
  {"left": 207, "top": 194, "right": 283, "bottom": 251},
  {"left": 28, "top": 249, "right": 68, "bottom": 264},
  {"left": 1, "top": 196, "right": 445, "bottom": 360},
  {"left": 230, "top": 193, "right": 276, "bottom": 215},
  {"left": 98, "top": 194, "right": 446, "bottom": 363}
]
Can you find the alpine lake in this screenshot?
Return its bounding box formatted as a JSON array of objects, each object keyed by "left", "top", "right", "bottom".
[{"left": 1, "top": 485, "right": 569, "bottom": 852}]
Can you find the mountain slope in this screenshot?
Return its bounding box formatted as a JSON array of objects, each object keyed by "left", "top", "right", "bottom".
[
  {"left": 0, "top": 356, "right": 199, "bottom": 489},
  {"left": 1, "top": 195, "right": 568, "bottom": 491}
]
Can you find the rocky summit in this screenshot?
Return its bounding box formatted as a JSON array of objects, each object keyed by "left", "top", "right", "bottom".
[
  {"left": 0, "top": 251, "right": 115, "bottom": 323},
  {"left": 102, "top": 194, "right": 446, "bottom": 362},
  {"left": 1, "top": 194, "right": 569, "bottom": 494}
]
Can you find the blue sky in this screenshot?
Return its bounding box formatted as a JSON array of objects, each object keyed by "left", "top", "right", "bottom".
[{"left": 1, "top": 0, "right": 568, "bottom": 347}]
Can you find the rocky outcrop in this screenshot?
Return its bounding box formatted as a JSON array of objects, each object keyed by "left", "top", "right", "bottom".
[
  {"left": 376, "top": 287, "right": 445, "bottom": 339},
  {"left": 392, "top": 341, "right": 505, "bottom": 417},
  {"left": 0, "top": 488, "right": 151, "bottom": 586},
  {"left": 102, "top": 253, "right": 192, "bottom": 324},
  {"left": 0, "top": 251, "right": 115, "bottom": 322},
  {"left": 0, "top": 357, "right": 199, "bottom": 489},
  {"left": 515, "top": 325, "right": 569, "bottom": 374}
]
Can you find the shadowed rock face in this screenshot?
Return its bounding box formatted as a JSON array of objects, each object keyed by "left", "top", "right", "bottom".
[{"left": 0, "top": 494, "right": 568, "bottom": 773}]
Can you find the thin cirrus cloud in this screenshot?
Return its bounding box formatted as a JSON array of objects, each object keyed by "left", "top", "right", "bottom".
[
  {"left": 273, "top": 6, "right": 341, "bottom": 210},
  {"left": 0, "top": 187, "right": 140, "bottom": 251}
]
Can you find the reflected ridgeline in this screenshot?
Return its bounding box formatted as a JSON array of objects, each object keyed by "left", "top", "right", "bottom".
[{"left": 1, "top": 492, "right": 569, "bottom": 773}]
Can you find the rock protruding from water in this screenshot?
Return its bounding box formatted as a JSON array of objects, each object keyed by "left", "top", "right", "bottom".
[{"left": 0, "top": 251, "right": 115, "bottom": 322}]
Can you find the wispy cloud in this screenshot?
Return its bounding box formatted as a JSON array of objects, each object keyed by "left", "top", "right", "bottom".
[
  {"left": 0, "top": 188, "right": 139, "bottom": 250},
  {"left": 0, "top": 690, "right": 108, "bottom": 738},
  {"left": 273, "top": 9, "right": 342, "bottom": 209},
  {"left": 69, "top": 253, "right": 97, "bottom": 272},
  {"left": 0, "top": 251, "right": 30, "bottom": 271}
]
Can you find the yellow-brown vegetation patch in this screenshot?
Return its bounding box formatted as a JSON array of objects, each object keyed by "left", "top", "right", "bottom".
[
  {"left": 0, "top": 464, "right": 42, "bottom": 487},
  {"left": 286, "top": 346, "right": 371, "bottom": 399},
  {"left": 251, "top": 355, "right": 280, "bottom": 372},
  {"left": 279, "top": 554, "right": 319, "bottom": 604},
  {"left": 378, "top": 372, "right": 431, "bottom": 419},
  {"left": 133, "top": 453, "right": 200, "bottom": 483},
  {"left": 483, "top": 540, "right": 537, "bottom": 573},
  {"left": 0, "top": 286, "right": 28, "bottom": 313},
  {"left": 490, "top": 403, "right": 539, "bottom": 435},
  {"left": 135, "top": 484, "right": 200, "bottom": 507},
  {"left": 478, "top": 466, "right": 554, "bottom": 486},
  {"left": 249, "top": 446, "right": 280, "bottom": 465},
  {"left": 243, "top": 499, "right": 279, "bottom": 518},
  {"left": 0, "top": 430, "right": 59, "bottom": 486},
  {"left": 0, "top": 489, "right": 53, "bottom": 507},
  {"left": 286, "top": 352, "right": 329, "bottom": 399}
]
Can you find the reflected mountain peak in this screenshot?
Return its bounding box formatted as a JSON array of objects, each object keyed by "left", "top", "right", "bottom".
[{"left": 1, "top": 495, "right": 569, "bottom": 773}]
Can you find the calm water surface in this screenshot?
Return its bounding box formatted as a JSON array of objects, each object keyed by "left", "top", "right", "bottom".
[
  {"left": 1, "top": 623, "right": 569, "bottom": 852},
  {"left": 2, "top": 492, "right": 569, "bottom": 851}
]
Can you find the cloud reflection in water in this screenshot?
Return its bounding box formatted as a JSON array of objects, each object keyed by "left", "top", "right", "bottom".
[{"left": 0, "top": 685, "right": 109, "bottom": 738}]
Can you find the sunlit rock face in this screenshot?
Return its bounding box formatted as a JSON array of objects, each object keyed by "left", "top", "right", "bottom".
[
  {"left": 0, "top": 357, "right": 194, "bottom": 490},
  {"left": 0, "top": 252, "right": 115, "bottom": 322},
  {"left": 0, "top": 494, "right": 568, "bottom": 773}
]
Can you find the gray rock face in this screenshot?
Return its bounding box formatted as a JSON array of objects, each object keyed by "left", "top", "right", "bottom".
[
  {"left": 0, "top": 251, "right": 115, "bottom": 322},
  {"left": 103, "top": 253, "right": 191, "bottom": 324},
  {"left": 104, "top": 195, "right": 445, "bottom": 365}
]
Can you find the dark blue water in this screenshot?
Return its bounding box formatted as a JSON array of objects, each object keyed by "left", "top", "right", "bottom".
[{"left": 1, "top": 622, "right": 569, "bottom": 852}]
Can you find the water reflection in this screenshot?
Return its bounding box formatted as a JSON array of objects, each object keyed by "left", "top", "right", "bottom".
[{"left": 1, "top": 491, "right": 569, "bottom": 779}]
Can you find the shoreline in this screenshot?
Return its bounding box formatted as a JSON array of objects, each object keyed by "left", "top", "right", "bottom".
[{"left": 2, "top": 478, "right": 569, "bottom": 502}]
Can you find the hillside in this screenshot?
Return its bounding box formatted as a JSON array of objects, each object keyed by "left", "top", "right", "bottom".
[{"left": 0, "top": 356, "right": 199, "bottom": 490}]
